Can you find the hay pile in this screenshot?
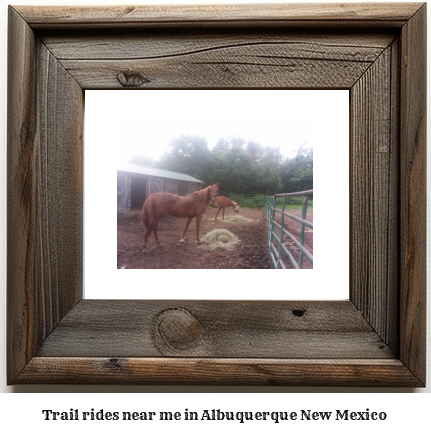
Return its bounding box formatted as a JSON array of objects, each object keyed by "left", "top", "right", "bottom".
[
  {"left": 219, "top": 215, "right": 252, "bottom": 223},
  {"left": 199, "top": 229, "right": 241, "bottom": 250}
]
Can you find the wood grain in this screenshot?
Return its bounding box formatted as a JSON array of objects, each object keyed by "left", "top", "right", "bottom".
[
  {"left": 38, "top": 30, "right": 395, "bottom": 89},
  {"left": 16, "top": 3, "right": 423, "bottom": 29},
  {"left": 350, "top": 44, "right": 398, "bottom": 347},
  {"left": 7, "top": 6, "right": 83, "bottom": 382},
  {"left": 7, "top": 3, "right": 427, "bottom": 386},
  {"left": 41, "top": 31, "right": 395, "bottom": 60},
  {"left": 7, "top": 6, "right": 38, "bottom": 381},
  {"left": 399, "top": 3, "right": 427, "bottom": 385},
  {"left": 16, "top": 358, "right": 423, "bottom": 386},
  {"left": 36, "top": 300, "right": 393, "bottom": 359},
  {"left": 35, "top": 40, "right": 83, "bottom": 336}
]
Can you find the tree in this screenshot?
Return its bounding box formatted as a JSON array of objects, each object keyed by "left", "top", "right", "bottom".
[
  {"left": 157, "top": 134, "right": 212, "bottom": 182},
  {"left": 246, "top": 140, "right": 263, "bottom": 165},
  {"left": 280, "top": 145, "right": 313, "bottom": 192},
  {"left": 152, "top": 133, "right": 312, "bottom": 195}
]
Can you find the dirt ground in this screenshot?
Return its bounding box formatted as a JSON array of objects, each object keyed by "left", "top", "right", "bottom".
[{"left": 117, "top": 206, "right": 313, "bottom": 269}]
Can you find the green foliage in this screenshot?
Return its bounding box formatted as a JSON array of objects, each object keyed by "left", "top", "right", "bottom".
[
  {"left": 156, "top": 134, "right": 212, "bottom": 181},
  {"left": 223, "top": 194, "right": 266, "bottom": 209},
  {"left": 217, "top": 194, "right": 312, "bottom": 209},
  {"left": 280, "top": 144, "right": 313, "bottom": 192},
  {"left": 130, "top": 134, "right": 313, "bottom": 197},
  {"left": 279, "top": 196, "right": 313, "bottom": 207}
]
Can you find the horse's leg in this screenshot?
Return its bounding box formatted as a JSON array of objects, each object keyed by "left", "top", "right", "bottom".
[
  {"left": 153, "top": 220, "right": 162, "bottom": 246},
  {"left": 142, "top": 228, "right": 152, "bottom": 253},
  {"left": 180, "top": 216, "right": 194, "bottom": 242},
  {"left": 143, "top": 219, "right": 162, "bottom": 253},
  {"left": 215, "top": 208, "right": 221, "bottom": 220},
  {"left": 196, "top": 213, "right": 204, "bottom": 243}
]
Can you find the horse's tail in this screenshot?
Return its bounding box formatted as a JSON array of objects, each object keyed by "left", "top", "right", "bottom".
[{"left": 139, "top": 198, "right": 153, "bottom": 230}]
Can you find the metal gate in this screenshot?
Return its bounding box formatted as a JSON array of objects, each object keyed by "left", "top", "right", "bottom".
[{"left": 265, "top": 190, "right": 313, "bottom": 269}]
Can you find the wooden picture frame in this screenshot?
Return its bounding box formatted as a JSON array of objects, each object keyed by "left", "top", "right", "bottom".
[{"left": 7, "top": 3, "right": 426, "bottom": 386}]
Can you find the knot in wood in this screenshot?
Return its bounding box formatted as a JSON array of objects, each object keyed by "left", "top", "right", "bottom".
[
  {"left": 292, "top": 308, "right": 306, "bottom": 317},
  {"left": 155, "top": 308, "right": 203, "bottom": 351},
  {"left": 108, "top": 358, "right": 123, "bottom": 369},
  {"left": 116, "top": 71, "right": 150, "bottom": 87}
]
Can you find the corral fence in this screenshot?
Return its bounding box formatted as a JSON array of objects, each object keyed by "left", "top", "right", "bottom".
[{"left": 264, "top": 190, "right": 313, "bottom": 269}]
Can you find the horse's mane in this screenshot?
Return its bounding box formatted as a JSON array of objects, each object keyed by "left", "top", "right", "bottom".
[{"left": 194, "top": 185, "right": 211, "bottom": 204}]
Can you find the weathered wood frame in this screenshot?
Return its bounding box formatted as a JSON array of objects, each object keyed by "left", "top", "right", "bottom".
[{"left": 7, "top": 3, "right": 426, "bottom": 386}]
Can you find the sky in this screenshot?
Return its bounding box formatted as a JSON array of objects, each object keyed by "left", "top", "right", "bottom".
[{"left": 85, "top": 90, "right": 346, "bottom": 164}]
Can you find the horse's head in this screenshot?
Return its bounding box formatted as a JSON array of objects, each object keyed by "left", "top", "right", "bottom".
[
  {"left": 209, "top": 182, "right": 219, "bottom": 205},
  {"left": 233, "top": 202, "right": 240, "bottom": 213}
]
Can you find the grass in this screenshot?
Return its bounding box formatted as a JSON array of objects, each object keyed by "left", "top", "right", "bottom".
[{"left": 222, "top": 194, "right": 313, "bottom": 209}]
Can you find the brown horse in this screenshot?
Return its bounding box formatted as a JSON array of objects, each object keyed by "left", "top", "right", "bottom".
[
  {"left": 208, "top": 195, "right": 240, "bottom": 220},
  {"left": 139, "top": 183, "right": 219, "bottom": 253}
]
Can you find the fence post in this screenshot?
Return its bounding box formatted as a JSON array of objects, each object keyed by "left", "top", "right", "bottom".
[
  {"left": 265, "top": 197, "right": 270, "bottom": 262},
  {"left": 276, "top": 195, "right": 288, "bottom": 269},
  {"left": 299, "top": 195, "right": 309, "bottom": 268},
  {"left": 266, "top": 196, "right": 277, "bottom": 268}
]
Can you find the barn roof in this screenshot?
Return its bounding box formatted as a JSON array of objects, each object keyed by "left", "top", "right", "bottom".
[{"left": 117, "top": 161, "right": 203, "bottom": 183}]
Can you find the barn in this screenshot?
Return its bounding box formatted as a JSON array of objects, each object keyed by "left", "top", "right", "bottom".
[{"left": 117, "top": 161, "right": 203, "bottom": 213}]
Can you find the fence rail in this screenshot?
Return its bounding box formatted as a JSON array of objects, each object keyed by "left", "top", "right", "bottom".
[{"left": 265, "top": 190, "right": 313, "bottom": 269}]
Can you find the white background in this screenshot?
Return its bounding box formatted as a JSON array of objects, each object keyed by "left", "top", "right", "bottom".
[
  {"left": 0, "top": 0, "right": 430, "bottom": 427},
  {"left": 84, "top": 89, "right": 349, "bottom": 300}
]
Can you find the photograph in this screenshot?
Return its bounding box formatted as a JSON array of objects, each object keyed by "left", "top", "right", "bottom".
[{"left": 113, "top": 90, "right": 315, "bottom": 270}]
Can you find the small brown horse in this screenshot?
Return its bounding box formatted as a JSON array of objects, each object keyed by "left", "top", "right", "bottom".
[
  {"left": 208, "top": 195, "right": 240, "bottom": 220},
  {"left": 139, "top": 183, "right": 219, "bottom": 253}
]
